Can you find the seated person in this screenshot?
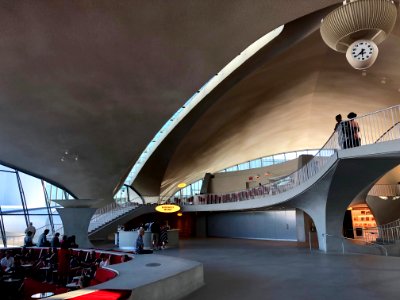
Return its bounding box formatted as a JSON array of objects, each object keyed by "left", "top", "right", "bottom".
[
  {"left": 69, "top": 254, "right": 81, "bottom": 275},
  {"left": 121, "top": 254, "right": 132, "bottom": 263},
  {"left": 47, "top": 248, "right": 58, "bottom": 268},
  {"left": 24, "top": 231, "right": 35, "bottom": 247},
  {"left": 51, "top": 232, "right": 61, "bottom": 248},
  {"left": 67, "top": 235, "right": 79, "bottom": 248},
  {"left": 11, "top": 255, "right": 25, "bottom": 280},
  {"left": 37, "top": 229, "right": 51, "bottom": 247},
  {"left": 77, "top": 250, "right": 87, "bottom": 265},
  {"left": 33, "top": 256, "right": 47, "bottom": 271},
  {"left": 81, "top": 265, "right": 97, "bottom": 287},
  {"left": 135, "top": 227, "right": 153, "bottom": 254},
  {"left": 24, "top": 248, "right": 37, "bottom": 264},
  {"left": 60, "top": 235, "right": 69, "bottom": 248},
  {"left": 98, "top": 254, "right": 110, "bottom": 268},
  {"left": 82, "top": 251, "right": 101, "bottom": 268},
  {"left": 1, "top": 250, "right": 14, "bottom": 271}
]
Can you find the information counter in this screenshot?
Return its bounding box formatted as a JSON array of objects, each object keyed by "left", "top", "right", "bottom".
[{"left": 115, "top": 229, "right": 179, "bottom": 250}]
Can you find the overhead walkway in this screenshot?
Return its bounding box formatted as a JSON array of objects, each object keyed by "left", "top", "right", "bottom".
[{"left": 181, "top": 105, "right": 400, "bottom": 252}]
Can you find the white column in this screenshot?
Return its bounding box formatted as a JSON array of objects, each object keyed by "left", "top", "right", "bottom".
[{"left": 57, "top": 207, "right": 97, "bottom": 249}]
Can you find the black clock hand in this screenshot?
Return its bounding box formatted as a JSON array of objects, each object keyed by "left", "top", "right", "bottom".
[{"left": 356, "top": 49, "right": 365, "bottom": 57}]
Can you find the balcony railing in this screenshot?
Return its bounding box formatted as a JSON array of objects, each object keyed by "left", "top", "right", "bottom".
[{"left": 170, "top": 104, "right": 400, "bottom": 206}]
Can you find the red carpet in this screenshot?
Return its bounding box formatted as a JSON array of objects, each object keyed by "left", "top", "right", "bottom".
[
  {"left": 23, "top": 278, "right": 68, "bottom": 300},
  {"left": 67, "top": 289, "right": 132, "bottom": 300}
]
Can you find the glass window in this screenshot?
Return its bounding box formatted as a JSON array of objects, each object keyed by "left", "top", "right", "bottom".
[
  {"left": 285, "top": 152, "right": 297, "bottom": 160},
  {"left": 0, "top": 171, "right": 22, "bottom": 211},
  {"left": 249, "top": 159, "right": 262, "bottom": 169},
  {"left": 261, "top": 157, "right": 274, "bottom": 166},
  {"left": 20, "top": 173, "right": 47, "bottom": 209},
  {"left": 0, "top": 164, "right": 68, "bottom": 248},
  {"left": 225, "top": 166, "right": 238, "bottom": 172},
  {"left": 238, "top": 162, "right": 250, "bottom": 171},
  {"left": 273, "top": 154, "right": 286, "bottom": 164}
]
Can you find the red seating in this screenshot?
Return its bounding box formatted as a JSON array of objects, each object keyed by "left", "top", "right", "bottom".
[
  {"left": 109, "top": 254, "right": 122, "bottom": 265},
  {"left": 90, "top": 268, "right": 118, "bottom": 286}
]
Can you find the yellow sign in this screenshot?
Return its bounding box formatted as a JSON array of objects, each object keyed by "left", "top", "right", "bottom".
[{"left": 155, "top": 204, "right": 181, "bottom": 213}]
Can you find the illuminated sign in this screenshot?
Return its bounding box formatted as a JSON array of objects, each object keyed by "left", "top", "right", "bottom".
[{"left": 155, "top": 204, "right": 181, "bottom": 213}]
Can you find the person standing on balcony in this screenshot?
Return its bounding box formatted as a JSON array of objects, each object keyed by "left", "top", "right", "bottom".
[
  {"left": 25, "top": 222, "right": 36, "bottom": 239},
  {"left": 334, "top": 114, "right": 346, "bottom": 149},
  {"left": 347, "top": 112, "right": 361, "bottom": 147}
]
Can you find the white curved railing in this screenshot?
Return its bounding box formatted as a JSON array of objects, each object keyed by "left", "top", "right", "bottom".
[
  {"left": 322, "top": 233, "right": 387, "bottom": 256},
  {"left": 88, "top": 200, "right": 141, "bottom": 233},
  {"left": 171, "top": 104, "right": 400, "bottom": 206}
]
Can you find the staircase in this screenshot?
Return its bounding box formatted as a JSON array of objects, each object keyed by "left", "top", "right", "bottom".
[
  {"left": 88, "top": 203, "right": 156, "bottom": 241},
  {"left": 88, "top": 202, "right": 139, "bottom": 233}
]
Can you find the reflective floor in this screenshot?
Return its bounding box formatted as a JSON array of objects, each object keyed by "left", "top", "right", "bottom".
[{"left": 159, "top": 238, "right": 400, "bottom": 300}]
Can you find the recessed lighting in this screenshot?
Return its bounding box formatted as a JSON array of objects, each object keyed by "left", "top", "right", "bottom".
[
  {"left": 379, "top": 196, "right": 388, "bottom": 200},
  {"left": 361, "top": 70, "right": 367, "bottom": 76},
  {"left": 381, "top": 77, "right": 386, "bottom": 84}
]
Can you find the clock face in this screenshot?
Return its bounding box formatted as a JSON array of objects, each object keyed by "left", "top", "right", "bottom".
[{"left": 351, "top": 41, "right": 374, "bottom": 61}]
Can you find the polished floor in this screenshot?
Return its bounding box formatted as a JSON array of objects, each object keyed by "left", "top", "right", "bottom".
[{"left": 158, "top": 238, "right": 400, "bottom": 300}]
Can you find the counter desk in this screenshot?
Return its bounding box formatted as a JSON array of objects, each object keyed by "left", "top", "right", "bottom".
[{"left": 115, "top": 229, "right": 179, "bottom": 250}]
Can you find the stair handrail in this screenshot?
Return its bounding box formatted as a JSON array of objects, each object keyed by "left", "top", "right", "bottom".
[
  {"left": 88, "top": 198, "right": 142, "bottom": 234},
  {"left": 322, "top": 233, "right": 387, "bottom": 256}
]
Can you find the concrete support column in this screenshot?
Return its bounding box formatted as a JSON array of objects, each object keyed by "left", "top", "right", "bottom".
[
  {"left": 295, "top": 209, "right": 306, "bottom": 242},
  {"left": 57, "top": 207, "right": 97, "bottom": 249},
  {"left": 296, "top": 199, "right": 328, "bottom": 252}
]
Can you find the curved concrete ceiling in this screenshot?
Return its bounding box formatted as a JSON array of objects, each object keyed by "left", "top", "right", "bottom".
[
  {"left": 134, "top": 5, "right": 400, "bottom": 198},
  {"left": 0, "top": 0, "right": 343, "bottom": 204}
]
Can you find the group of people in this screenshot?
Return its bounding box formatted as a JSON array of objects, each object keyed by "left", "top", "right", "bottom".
[
  {"left": 0, "top": 247, "right": 128, "bottom": 291},
  {"left": 334, "top": 112, "right": 361, "bottom": 149},
  {"left": 135, "top": 221, "right": 169, "bottom": 254},
  {"left": 24, "top": 223, "right": 78, "bottom": 249}
]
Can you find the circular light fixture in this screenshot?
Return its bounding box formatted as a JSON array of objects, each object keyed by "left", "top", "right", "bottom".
[
  {"left": 320, "top": 0, "right": 397, "bottom": 53},
  {"left": 155, "top": 204, "right": 181, "bottom": 213},
  {"left": 177, "top": 182, "right": 187, "bottom": 188},
  {"left": 379, "top": 196, "right": 388, "bottom": 200},
  {"left": 321, "top": 0, "right": 397, "bottom": 69},
  {"left": 177, "top": 212, "right": 183, "bottom": 217}
]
